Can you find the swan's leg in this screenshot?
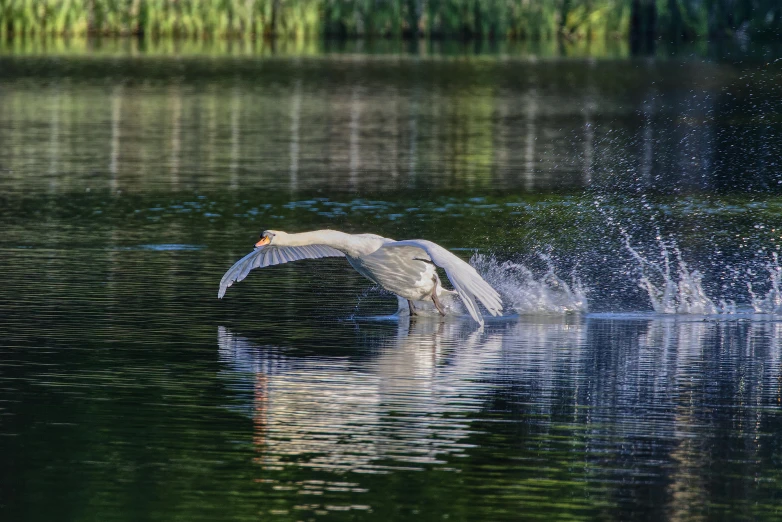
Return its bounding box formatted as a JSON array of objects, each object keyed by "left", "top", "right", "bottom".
[
  {"left": 407, "top": 300, "right": 417, "bottom": 316},
  {"left": 432, "top": 291, "right": 447, "bottom": 316},
  {"left": 431, "top": 275, "right": 447, "bottom": 316}
]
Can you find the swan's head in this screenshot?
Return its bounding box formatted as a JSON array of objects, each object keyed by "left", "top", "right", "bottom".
[{"left": 255, "top": 230, "right": 285, "bottom": 247}]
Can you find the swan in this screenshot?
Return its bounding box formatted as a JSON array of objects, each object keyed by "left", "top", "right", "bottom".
[{"left": 218, "top": 229, "right": 503, "bottom": 325}]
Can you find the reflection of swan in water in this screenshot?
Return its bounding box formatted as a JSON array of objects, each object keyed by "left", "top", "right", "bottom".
[
  {"left": 218, "top": 320, "right": 504, "bottom": 472},
  {"left": 218, "top": 316, "right": 782, "bottom": 508},
  {"left": 218, "top": 317, "right": 591, "bottom": 473}
]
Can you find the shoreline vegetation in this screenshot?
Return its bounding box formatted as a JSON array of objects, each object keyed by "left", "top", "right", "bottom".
[
  {"left": 0, "top": 1, "right": 779, "bottom": 45},
  {"left": 2, "top": 36, "right": 777, "bottom": 61},
  {"left": 0, "top": 36, "right": 634, "bottom": 58}
]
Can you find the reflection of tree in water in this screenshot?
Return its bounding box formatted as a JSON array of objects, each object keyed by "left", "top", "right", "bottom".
[
  {"left": 4, "top": 59, "right": 779, "bottom": 196},
  {"left": 578, "top": 319, "right": 782, "bottom": 518}
]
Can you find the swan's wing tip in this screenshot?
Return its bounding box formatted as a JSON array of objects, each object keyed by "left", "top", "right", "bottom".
[
  {"left": 488, "top": 301, "right": 504, "bottom": 316},
  {"left": 218, "top": 279, "right": 234, "bottom": 299}
]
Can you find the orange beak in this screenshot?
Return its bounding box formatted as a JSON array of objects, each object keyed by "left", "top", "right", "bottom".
[{"left": 255, "top": 236, "right": 270, "bottom": 247}]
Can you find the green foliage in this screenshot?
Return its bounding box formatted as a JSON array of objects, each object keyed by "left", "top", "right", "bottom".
[
  {"left": 0, "top": 0, "right": 778, "bottom": 38},
  {"left": 656, "top": 0, "right": 782, "bottom": 39}
]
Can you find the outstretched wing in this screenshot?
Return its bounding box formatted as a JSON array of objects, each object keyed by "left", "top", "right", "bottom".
[
  {"left": 218, "top": 245, "right": 345, "bottom": 298},
  {"left": 385, "top": 240, "right": 502, "bottom": 325}
]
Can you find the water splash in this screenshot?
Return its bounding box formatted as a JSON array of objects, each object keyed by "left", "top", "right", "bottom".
[
  {"left": 749, "top": 253, "right": 782, "bottom": 313},
  {"left": 471, "top": 254, "right": 588, "bottom": 314},
  {"left": 622, "top": 233, "right": 735, "bottom": 314}
]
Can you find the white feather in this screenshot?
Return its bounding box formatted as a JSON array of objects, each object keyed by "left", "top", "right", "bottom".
[
  {"left": 384, "top": 240, "right": 503, "bottom": 325},
  {"left": 218, "top": 244, "right": 346, "bottom": 298}
]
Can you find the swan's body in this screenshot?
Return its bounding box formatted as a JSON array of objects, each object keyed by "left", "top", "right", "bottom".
[{"left": 218, "top": 229, "right": 502, "bottom": 325}]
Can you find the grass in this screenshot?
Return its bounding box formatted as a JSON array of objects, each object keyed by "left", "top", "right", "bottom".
[{"left": 0, "top": 0, "right": 779, "bottom": 39}]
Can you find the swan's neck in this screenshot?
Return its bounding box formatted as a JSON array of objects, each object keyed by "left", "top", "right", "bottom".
[{"left": 277, "top": 230, "right": 372, "bottom": 257}]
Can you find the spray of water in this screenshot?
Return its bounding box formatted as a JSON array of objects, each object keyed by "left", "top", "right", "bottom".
[
  {"left": 471, "top": 254, "right": 588, "bottom": 314},
  {"left": 621, "top": 232, "right": 736, "bottom": 314},
  {"left": 749, "top": 252, "right": 782, "bottom": 314},
  {"left": 469, "top": 225, "right": 782, "bottom": 316}
]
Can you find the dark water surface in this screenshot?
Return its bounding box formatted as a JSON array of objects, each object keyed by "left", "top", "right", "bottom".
[{"left": 2, "top": 42, "right": 782, "bottom": 520}]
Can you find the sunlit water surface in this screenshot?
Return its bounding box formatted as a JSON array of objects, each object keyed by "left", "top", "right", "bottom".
[{"left": 1, "top": 42, "right": 782, "bottom": 520}]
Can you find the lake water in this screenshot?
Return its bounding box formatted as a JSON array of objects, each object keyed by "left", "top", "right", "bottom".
[{"left": 1, "top": 40, "right": 782, "bottom": 520}]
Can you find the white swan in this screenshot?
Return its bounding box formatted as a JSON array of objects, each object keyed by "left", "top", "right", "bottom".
[{"left": 218, "top": 229, "right": 503, "bottom": 324}]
